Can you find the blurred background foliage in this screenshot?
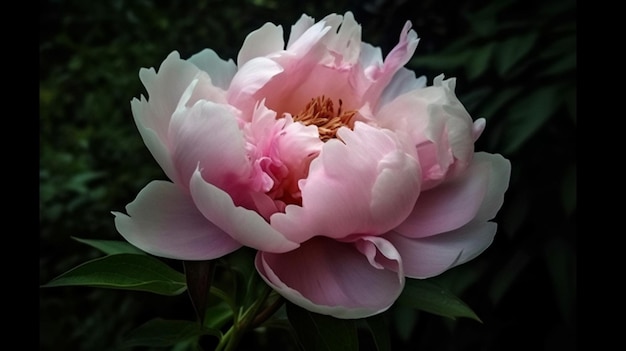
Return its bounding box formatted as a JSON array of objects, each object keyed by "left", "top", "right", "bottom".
[{"left": 40, "top": 0, "right": 576, "bottom": 350}]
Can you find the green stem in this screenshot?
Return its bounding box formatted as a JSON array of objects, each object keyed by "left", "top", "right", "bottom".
[{"left": 216, "top": 284, "right": 273, "bottom": 351}]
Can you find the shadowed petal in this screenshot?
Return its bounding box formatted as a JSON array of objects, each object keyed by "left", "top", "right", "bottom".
[
  {"left": 112, "top": 180, "right": 242, "bottom": 260},
  {"left": 394, "top": 151, "right": 510, "bottom": 238},
  {"left": 255, "top": 236, "right": 404, "bottom": 319},
  {"left": 385, "top": 221, "right": 497, "bottom": 279},
  {"left": 188, "top": 48, "right": 237, "bottom": 90}
]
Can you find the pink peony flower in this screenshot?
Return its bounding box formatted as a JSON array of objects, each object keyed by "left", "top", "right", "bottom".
[{"left": 113, "top": 12, "right": 511, "bottom": 319}]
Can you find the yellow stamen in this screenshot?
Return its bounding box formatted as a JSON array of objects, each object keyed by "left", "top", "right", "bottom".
[{"left": 292, "top": 96, "right": 357, "bottom": 141}]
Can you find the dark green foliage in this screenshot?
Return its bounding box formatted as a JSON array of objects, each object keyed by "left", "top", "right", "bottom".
[{"left": 40, "top": 0, "right": 576, "bottom": 350}]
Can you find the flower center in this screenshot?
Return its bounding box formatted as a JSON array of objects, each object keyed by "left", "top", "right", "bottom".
[{"left": 292, "top": 96, "right": 357, "bottom": 141}]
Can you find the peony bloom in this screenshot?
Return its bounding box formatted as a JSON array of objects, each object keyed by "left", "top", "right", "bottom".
[{"left": 113, "top": 12, "right": 511, "bottom": 319}]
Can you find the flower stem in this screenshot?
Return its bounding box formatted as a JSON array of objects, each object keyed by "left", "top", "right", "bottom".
[{"left": 216, "top": 283, "right": 273, "bottom": 351}]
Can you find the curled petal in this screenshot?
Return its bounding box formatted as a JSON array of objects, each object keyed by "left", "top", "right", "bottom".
[
  {"left": 255, "top": 236, "right": 404, "bottom": 319},
  {"left": 112, "top": 181, "right": 242, "bottom": 260},
  {"left": 394, "top": 151, "right": 510, "bottom": 238},
  {"left": 385, "top": 221, "right": 497, "bottom": 279},
  {"left": 190, "top": 169, "right": 300, "bottom": 253}
]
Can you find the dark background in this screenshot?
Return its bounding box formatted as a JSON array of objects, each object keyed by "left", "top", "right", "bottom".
[{"left": 40, "top": 0, "right": 576, "bottom": 350}]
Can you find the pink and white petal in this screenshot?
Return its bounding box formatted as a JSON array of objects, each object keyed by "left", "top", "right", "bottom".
[
  {"left": 271, "top": 123, "right": 420, "bottom": 242},
  {"left": 284, "top": 20, "right": 331, "bottom": 58},
  {"left": 324, "top": 11, "right": 362, "bottom": 64},
  {"left": 377, "top": 67, "right": 427, "bottom": 109},
  {"left": 131, "top": 97, "right": 180, "bottom": 184},
  {"left": 255, "top": 236, "right": 404, "bottom": 319},
  {"left": 363, "top": 21, "right": 419, "bottom": 104},
  {"left": 190, "top": 170, "right": 300, "bottom": 253},
  {"left": 286, "top": 14, "right": 316, "bottom": 48},
  {"left": 168, "top": 99, "right": 250, "bottom": 190},
  {"left": 188, "top": 48, "right": 237, "bottom": 91},
  {"left": 385, "top": 221, "right": 497, "bottom": 279},
  {"left": 393, "top": 154, "right": 492, "bottom": 238},
  {"left": 473, "top": 152, "right": 512, "bottom": 222},
  {"left": 112, "top": 180, "right": 242, "bottom": 260},
  {"left": 226, "top": 57, "right": 284, "bottom": 118},
  {"left": 237, "top": 23, "right": 285, "bottom": 67},
  {"left": 135, "top": 51, "right": 203, "bottom": 141}
]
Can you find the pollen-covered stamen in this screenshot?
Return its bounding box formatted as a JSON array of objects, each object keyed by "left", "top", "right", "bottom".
[{"left": 292, "top": 96, "right": 357, "bottom": 141}]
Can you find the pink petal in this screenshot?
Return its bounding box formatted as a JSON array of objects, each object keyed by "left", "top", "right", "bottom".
[
  {"left": 384, "top": 221, "right": 497, "bottom": 279},
  {"left": 131, "top": 51, "right": 207, "bottom": 184},
  {"left": 473, "top": 152, "right": 512, "bottom": 221},
  {"left": 135, "top": 51, "right": 203, "bottom": 142},
  {"left": 377, "top": 67, "right": 427, "bottom": 108},
  {"left": 189, "top": 169, "right": 300, "bottom": 253},
  {"left": 286, "top": 14, "right": 316, "bottom": 48},
  {"left": 394, "top": 151, "right": 508, "bottom": 238},
  {"left": 270, "top": 122, "right": 420, "bottom": 243},
  {"left": 112, "top": 180, "right": 242, "bottom": 260},
  {"left": 168, "top": 98, "right": 250, "bottom": 192},
  {"left": 394, "top": 157, "right": 488, "bottom": 238},
  {"left": 131, "top": 97, "right": 179, "bottom": 184},
  {"left": 363, "top": 21, "right": 420, "bottom": 107},
  {"left": 188, "top": 48, "right": 237, "bottom": 90},
  {"left": 237, "top": 23, "right": 285, "bottom": 67},
  {"left": 255, "top": 236, "right": 404, "bottom": 319},
  {"left": 226, "top": 57, "right": 284, "bottom": 119}
]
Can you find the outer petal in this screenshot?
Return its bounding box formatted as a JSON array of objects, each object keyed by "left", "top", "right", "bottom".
[
  {"left": 189, "top": 169, "right": 300, "bottom": 253},
  {"left": 375, "top": 75, "right": 476, "bottom": 189},
  {"left": 271, "top": 122, "right": 420, "bottom": 242},
  {"left": 131, "top": 51, "right": 207, "bottom": 183},
  {"left": 255, "top": 236, "right": 404, "bottom": 319},
  {"left": 377, "top": 67, "right": 427, "bottom": 108},
  {"left": 188, "top": 48, "right": 237, "bottom": 91},
  {"left": 135, "top": 51, "right": 203, "bottom": 142},
  {"left": 394, "top": 151, "right": 510, "bottom": 238},
  {"left": 237, "top": 23, "right": 285, "bottom": 67},
  {"left": 363, "top": 21, "right": 420, "bottom": 107},
  {"left": 385, "top": 221, "right": 497, "bottom": 279},
  {"left": 473, "top": 152, "right": 512, "bottom": 221},
  {"left": 112, "top": 180, "right": 242, "bottom": 260}
]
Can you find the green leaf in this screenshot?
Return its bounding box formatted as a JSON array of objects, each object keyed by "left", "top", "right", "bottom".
[
  {"left": 72, "top": 236, "right": 147, "bottom": 255},
  {"left": 286, "top": 302, "right": 359, "bottom": 351},
  {"left": 204, "top": 301, "right": 234, "bottom": 330},
  {"left": 488, "top": 250, "right": 531, "bottom": 305},
  {"left": 466, "top": 42, "right": 495, "bottom": 80},
  {"left": 391, "top": 306, "right": 417, "bottom": 342},
  {"left": 476, "top": 87, "right": 523, "bottom": 121},
  {"left": 543, "top": 237, "right": 576, "bottom": 324},
  {"left": 121, "top": 318, "right": 221, "bottom": 348},
  {"left": 500, "top": 85, "right": 561, "bottom": 155},
  {"left": 495, "top": 33, "right": 538, "bottom": 76},
  {"left": 42, "top": 253, "right": 187, "bottom": 296},
  {"left": 395, "top": 279, "right": 481, "bottom": 322},
  {"left": 365, "top": 313, "right": 391, "bottom": 351},
  {"left": 409, "top": 52, "right": 470, "bottom": 71},
  {"left": 560, "top": 162, "right": 576, "bottom": 216}
]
